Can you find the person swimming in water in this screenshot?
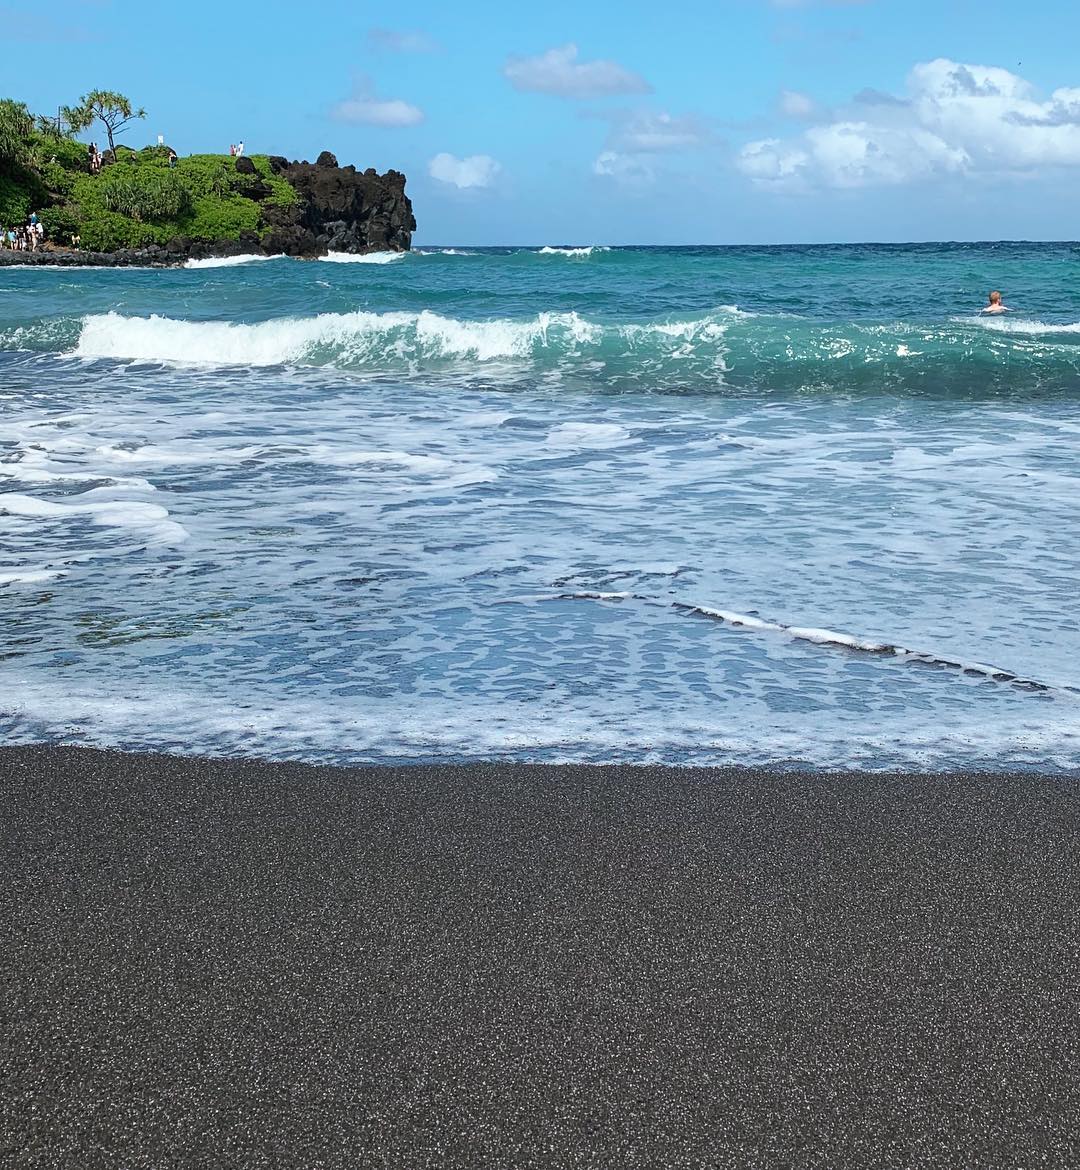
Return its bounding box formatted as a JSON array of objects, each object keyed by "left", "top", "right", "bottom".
[{"left": 982, "top": 290, "right": 1010, "bottom": 315}]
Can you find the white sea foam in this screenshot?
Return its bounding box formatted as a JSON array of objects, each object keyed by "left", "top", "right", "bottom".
[
  {"left": 320, "top": 251, "right": 407, "bottom": 264},
  {"left": 537, "top": 246, "right": 610, "bottom": 257},
  {"left": 183, "top": 254, "right": 281, "bottom": 270},
  {"left": 92, "top": 442, "right": 266, "bottom": 465},
  {"left": 546, "top": 423, "right": 634, "bottom": 449},
  {"left": 7, "top": 353, "right": 1080, "bottom": 770},
  {"left": 72, "top": 309, "right": 607, "bottom": 367},
  {"left": 968, "top": 316, "right": 1080, "bottom": 335},
  {"left": 306, "top": 447, "right": 498, "bottom": 489},
  {"left": 0, "top": 568, "right": 65, "bottom": 585},
  {"left": 0, "top": 492, "right": 187, "bottom": 545},
  {"left": 8, "top": 678, "right": 1080, "bottom": 773}
]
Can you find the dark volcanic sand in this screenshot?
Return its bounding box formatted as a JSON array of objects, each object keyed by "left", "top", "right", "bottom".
[{"left": 1, "top": 746, "right": 1078, "bottom": 1169}]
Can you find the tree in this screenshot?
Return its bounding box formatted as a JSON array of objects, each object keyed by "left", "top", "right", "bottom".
[
  {"left": 64, "top": 90, "right": 146, "bottom": 155},
  {"left": 0, "top": 99, "right": 33, "bottom": 170}
]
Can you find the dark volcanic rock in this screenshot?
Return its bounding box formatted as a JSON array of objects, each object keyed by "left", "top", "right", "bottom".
[
  {"left": 316, "top": 151, "right": 338, "bottom": 168},
  {"left": 275, "top": 160, "right": 416, "bottom": 255},
  {"left": 234, "top": 156, "right": 256, "bottom": 176}
]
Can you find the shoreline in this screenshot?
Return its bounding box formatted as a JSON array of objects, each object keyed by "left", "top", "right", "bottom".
[
  {"left": 0, "top": 244, "right": 407, "bottom": 269},
  {"left": 3, "top": 743, "right": 1078, "bottom": 1167}
]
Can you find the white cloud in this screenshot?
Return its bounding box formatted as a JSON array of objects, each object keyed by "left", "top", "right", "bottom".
[
  {"left": 331, "top": 79, "right": 423, "bottom": 127},
  {"left": 368, "top": 28, "right": 439, "bottom": 53},
  {"left": 593, "top": 151, "right": 656, "bottom": 183},
  {"left": 739, "top": 58, "right": 1080, "bottom": 189},
  {"left": 779, "top": 90, "right": 818, "bottom": 119},
  {"left": 504, "top": 43, "right": 651, "bottom": 99},
  {"left": 604, "top": 110, "right": 712, "bottom": 152},
  {"left": 742, "top": 122, "right": 967, "bottom": 188},
  {"left": 590, "top": 109, "right": 714, "bottom": 186},
  {"left": 429, "top": 152, "right": 501, "bottom": 189}
]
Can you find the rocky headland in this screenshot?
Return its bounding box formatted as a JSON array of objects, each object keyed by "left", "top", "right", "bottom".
[{"left": 0, "top": 149, "right": 415, "bottom": 268}]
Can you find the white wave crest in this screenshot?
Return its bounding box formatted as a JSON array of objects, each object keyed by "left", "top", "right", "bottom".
[
  {"left": 974, "top": 317, "right": 1080, "bottom": 335},
  {"left": 72, "top": 309, "right": 610, "bottom": 367},
  {"left": 320, "top": 251, "right": 407, "bottom": 264},
  {"left": 183, "top": 254, "right": 281, "bottom": 270},
  {"left": 537, "top": 246, "right": 610, "bottom": 257}
]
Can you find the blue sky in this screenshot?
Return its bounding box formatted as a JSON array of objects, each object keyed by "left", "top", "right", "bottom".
[{"left": 7, "top": 0, "right": 1080, "bottom": 243}]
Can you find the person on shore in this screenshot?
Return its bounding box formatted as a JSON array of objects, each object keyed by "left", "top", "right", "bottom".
[
  {"left": 229, "top": 144, "right": 236, "bottom": 157},
  {"left": 982, "top": 290, "right": 1010, "bottom": 315},
  {"left": 236, "top": 140, "right": 244, "bottom": 158}
]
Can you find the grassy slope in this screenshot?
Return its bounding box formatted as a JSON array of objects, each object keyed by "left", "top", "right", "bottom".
[{"left": 1, "top": 137, "right": 298, "bottom": 252}]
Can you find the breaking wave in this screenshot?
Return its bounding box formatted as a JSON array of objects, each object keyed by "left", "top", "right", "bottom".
[
  {"left": 0, "top": 305, "right": 1074, "bottom": 395},
  {"left": 319, "top": 251, "right": 407, "bottom": 264},
  {"left": 183, "top": 254, "right": 282, "bottom": 269},
  {"left": 70, "top": 308, "right": 735, "bottom": 379},
  {"left": 537, "top": 246, "right": 611, "bottom": 257},
  {"left": 971, "top": 316, "right": 1080, "bottom": 335}
]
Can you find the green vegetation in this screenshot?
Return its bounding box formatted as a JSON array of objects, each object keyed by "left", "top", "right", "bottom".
[
  {"left": 63, "top": 90, "right": 146, "bottom": 157},
  {"left": 0, "top": 90, "right": 300, "bottom": 253},
  {"left": 0, "top": 99, "right": 34, "bottom": 168}
]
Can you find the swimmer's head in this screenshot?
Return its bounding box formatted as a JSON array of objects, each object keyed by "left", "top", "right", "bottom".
[{"left": 988, "top": 290, "right": 1002, "bottom": 305}]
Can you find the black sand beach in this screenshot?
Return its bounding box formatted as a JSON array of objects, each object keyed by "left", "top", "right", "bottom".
[{"left": 2, "top": 745, "right": 1078, "bottom": 1169}]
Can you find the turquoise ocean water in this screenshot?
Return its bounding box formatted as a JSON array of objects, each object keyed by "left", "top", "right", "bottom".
[{"left": 3, "top": 242, "right": 1080, "bottom": 769}]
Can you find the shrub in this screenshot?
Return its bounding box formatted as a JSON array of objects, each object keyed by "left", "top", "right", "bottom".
[
  {"left": 76, "top": 209, "right": 165, "bottom": 252},
  {"left": 98, "top": 166, "right": 191, "bottom": 221},
  {"left": 0, "top": 171, "right": 31, "bottom": 224},
  {"left": 41, "top": 161, "right": 76, "bottom": 198},
  {"left": 28, "top": 132, "right": 88, "bottom": 174},
  {"left": 37, "top": 204, "right": 79, "bottom": 242},
  {"left": 0, "top": 99, "right": 33, "bottom": 169},
  {"left": 175, "top": 154, "right": 236, "bottom": 200},
  {"left": 250, "top": 155, "right": 299, "bottom": 206},
  {"left": 181, "top": 195, "right": 260, "bottom": 240}
]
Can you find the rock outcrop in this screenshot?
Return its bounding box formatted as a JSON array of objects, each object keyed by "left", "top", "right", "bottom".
[
  {"left": 259, "top": 157, "right": 416, "bottom": 257},
  {"left": 4, "top": 150, "right": 416, "bottom": 267}
]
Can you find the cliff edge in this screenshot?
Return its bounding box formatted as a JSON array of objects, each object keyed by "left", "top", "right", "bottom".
[{"left": 261, "top": 152, "right": 416, "bottom": 256}]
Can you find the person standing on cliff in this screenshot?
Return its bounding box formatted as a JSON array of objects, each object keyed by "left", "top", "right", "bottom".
[{"left": 236, "top": 140, "right": 244, "bottom": 158}]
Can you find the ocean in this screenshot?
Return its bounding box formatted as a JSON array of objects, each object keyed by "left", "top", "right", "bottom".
[{"left": 2, "top": 241, "right": 1080, "bottom": 770}]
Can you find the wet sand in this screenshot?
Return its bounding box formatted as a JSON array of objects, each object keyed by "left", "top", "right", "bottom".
[{"left": 2, "top": 745, "right": 1078, "bottom": 1168}]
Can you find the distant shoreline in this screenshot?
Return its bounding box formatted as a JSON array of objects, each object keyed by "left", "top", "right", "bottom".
[{"left": 0, "top": 243, "right": 407, "bottom": 269}]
